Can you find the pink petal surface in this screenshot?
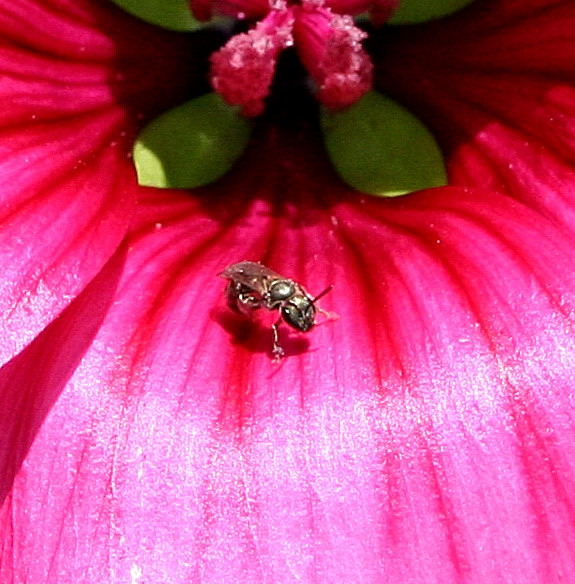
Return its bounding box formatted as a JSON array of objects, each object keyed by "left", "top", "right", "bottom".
[
  {"left": 3, "top": 126, "right": 575, "bottom": 582},
  {"left": 0, "top": 0, "right": 201, "bottom": 364},
  {"left": 0, "top": 248, "right": 124, "bottom": 504},
  {"left": 374, "top": 0, "right": 575, "bottom": 228},
  {"left": 0, "top": 113, "right": 135, "bottom": 365}
]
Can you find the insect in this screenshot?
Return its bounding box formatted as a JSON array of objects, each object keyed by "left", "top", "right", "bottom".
[{"left": 220, "top": 261, "right": 333, "bottom": 358}]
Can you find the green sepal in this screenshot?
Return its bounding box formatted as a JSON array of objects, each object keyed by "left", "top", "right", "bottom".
[
  {"left": 321, "top": 91, "right": 447, "bottom": 197},
  {"left": 389, "top": 0, "right": 476, "bottom": 24},
  {"left": 109, "top": 0, "right": 202, "bottom": 31},
  {"left": 133, "top": 93, "right": 252, "bottom": 189}
]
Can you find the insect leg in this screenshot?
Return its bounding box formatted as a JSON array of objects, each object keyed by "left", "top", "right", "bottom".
[{"left": 272, "top": 318, "right": 285, "bottom": 359}]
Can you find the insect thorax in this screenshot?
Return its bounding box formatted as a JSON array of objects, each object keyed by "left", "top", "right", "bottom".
[{"left": 268, "top": 280, "right": 296, "bottom": 304}]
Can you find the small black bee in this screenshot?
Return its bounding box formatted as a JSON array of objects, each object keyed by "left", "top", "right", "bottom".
[{"left": 220, "top": 261, "right": 333, "bottom": 358}]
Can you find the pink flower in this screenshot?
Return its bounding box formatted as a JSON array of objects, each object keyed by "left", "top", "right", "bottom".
[{"left": 2, "top": 0, "right": 575, "bottom": 582}]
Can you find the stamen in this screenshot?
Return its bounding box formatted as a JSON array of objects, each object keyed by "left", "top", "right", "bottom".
[
  {"left": 210, "top": 10, "right": 294, "bottom": 116},
  {"left": 293, "top": 6, "right": 372, "bottom": 110}
]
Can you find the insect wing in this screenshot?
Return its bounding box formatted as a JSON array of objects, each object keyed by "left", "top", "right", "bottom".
[{"left": 220, "top": 261, "right": 283, "bottom": 295}]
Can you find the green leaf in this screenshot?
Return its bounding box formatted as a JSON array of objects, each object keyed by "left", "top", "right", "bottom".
[
  {"left": 321, "top": 91, "right": 447, "bottom": 197},
  {"left": 133, "top": 93, "right": 252, "bottom": 189},
  {"left": 389, "top": 0, "right": 476, "bottom": 24},
  {"left": 109, "top": 0, "right": 202, "bottom": 31}
]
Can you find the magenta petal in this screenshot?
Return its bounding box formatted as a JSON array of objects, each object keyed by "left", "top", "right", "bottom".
[
  {"left": 376, "top": 0, "right": 575, "bottom": 229},
  {"left": 4, "top": 125, "right": 575, "bottom": 581},
  {"left": 0, "top": 248, "right": 124, "bottom": 503},
  {"left": 0, "top": 113, "right": 137, "bottom": 365},
  {"left": 0, "top": 0, "right": 201, "bottom": 364}
]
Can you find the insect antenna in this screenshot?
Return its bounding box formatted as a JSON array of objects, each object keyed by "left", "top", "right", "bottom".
[
  {"left": 311, "top": 285, "right": 333, "bottom": 304},
  {"left": 311, "top": 284, "right": 338, "bottom": 324}
]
